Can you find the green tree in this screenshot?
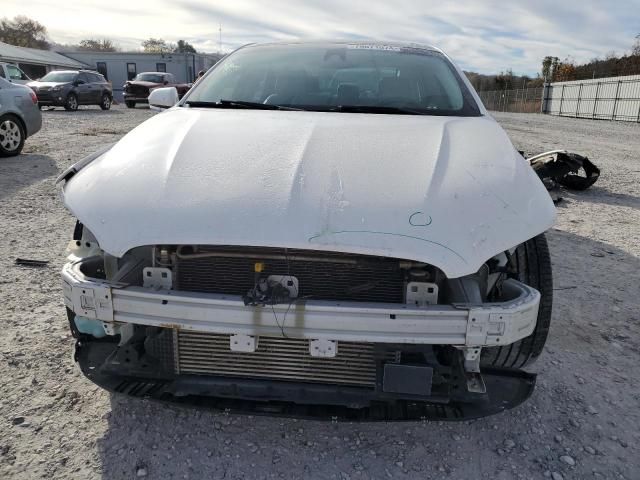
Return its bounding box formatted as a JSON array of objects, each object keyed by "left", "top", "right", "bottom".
[
  {"left": 175, "top": 39, "right": 196, "bottom": 53},
  {"left": 0, "top": 15, "right": 49, "bottom": 49},
  {"left": 78, "top": 38, "right": 117, "bottom": 52}
]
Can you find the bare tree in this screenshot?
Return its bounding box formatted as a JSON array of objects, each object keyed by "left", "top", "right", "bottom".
[
  {"left": 0, "top": 15, "right": 49, "bottom": 49},
  {"left": 78, "top": 39, "right": 117, "bottom": 52},
  {"left": 142, "top": 38, "right": 173, "bottom": 54},
  {"left": 632, "top": 34, "right": 640, "bottom": 56}
]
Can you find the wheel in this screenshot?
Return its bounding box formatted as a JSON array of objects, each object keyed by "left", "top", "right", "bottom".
[
  {"left": 125, "top": 101, "right": 136, "bottom": 108},
  {"left": 481, "top": 233, "right": 553, "bottom": 368},
  {"left": 64, "top": 93, "right": 78, "bottom": 111},
  {"left": 0, "top": 115, "right": 25, "bottom": 157},
  {"left": 100, "top": 93, "right": 112, "bottom": 110}
]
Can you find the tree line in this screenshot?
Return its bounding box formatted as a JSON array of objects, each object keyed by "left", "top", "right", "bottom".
[{"left": 467, "top": 36, "right": 640, "bottom": 91}]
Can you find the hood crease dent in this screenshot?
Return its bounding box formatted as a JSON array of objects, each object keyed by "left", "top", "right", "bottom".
[{"left": 63, "top": 108, "right": 556, "bottom": 278}]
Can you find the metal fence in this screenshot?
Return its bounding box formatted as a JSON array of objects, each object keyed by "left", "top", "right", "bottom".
[
  {"left": 477, "top": 74, "right": 640, "bottom": 122},
  {"left": 477, "top": 87, "right": 544, "bottom": 114},
  {"left": 542, "top": 74, "right": 640, "bottom": 122}
]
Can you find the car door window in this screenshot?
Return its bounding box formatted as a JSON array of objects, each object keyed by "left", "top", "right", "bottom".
[
  {"left": 77, "top": 73, "right": 90, "bottom": 84},
  {"left": 7, "top": 65, "right": 27, "bottom": 81},
  {"left": 0, "top": 67, "right": 5, "bottom": 78}
]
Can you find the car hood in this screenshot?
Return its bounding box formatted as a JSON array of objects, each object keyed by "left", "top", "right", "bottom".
[
  {"left": 125, "top": 81, "right": 158, "bottom": 88},
  {"left": 28, "top": 81, "right": 69, "bottom": 89},
  {"left": 63, "top": 108, "right": 555, "bottom": 278}
]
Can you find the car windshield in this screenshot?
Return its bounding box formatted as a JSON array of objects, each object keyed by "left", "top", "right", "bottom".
[
  {"left": 40, "top": 72, "right": 77, "bottom": 83},
  {"left": 186, "top": 43, "right": 481, "bottom": 115},
  {"left": 135, "top": 73, "right": 166, "bottom": 83}
]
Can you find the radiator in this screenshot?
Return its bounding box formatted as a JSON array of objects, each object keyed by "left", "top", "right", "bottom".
[{"left": 176, "top": 331, "right": 390, "bottom": 387}]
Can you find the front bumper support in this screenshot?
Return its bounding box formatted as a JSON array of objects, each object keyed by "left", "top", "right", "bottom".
[{"left": 62, "top": 259, "right": 540, "bottom": 348}]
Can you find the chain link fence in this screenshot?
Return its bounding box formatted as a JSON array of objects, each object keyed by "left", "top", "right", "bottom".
[{"left": 477, "top": 87, "right": 544, "bottom": 114}]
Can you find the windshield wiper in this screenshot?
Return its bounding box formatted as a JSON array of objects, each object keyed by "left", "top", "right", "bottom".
[
  {"left": 185, "top": 99, "right": 302, "bottom": 111},
  {"left": 330, "top": 105, "right": 429, "bottom": 115}
]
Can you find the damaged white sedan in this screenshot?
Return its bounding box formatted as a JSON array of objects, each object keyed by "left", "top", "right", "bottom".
[{"left": 58, "top": 41, "right": 555, "bottom": 420}]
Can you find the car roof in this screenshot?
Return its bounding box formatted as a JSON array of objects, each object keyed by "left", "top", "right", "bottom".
[
  {"left": 241, "top": 40, "right": 440, "bottom": 53},
  {"left": 46, "top": 69, "right": 101, "bottom": 74}
]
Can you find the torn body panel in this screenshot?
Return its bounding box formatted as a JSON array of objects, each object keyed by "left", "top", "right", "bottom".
[{"left": 528, "top": 150, "right": 600, "bottom": 191}]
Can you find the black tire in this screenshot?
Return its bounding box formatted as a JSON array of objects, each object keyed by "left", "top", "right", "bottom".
[
  {"left": 100, "top": 93, "right": 112, "bottom": 110},
  {"left": 125, "top": 101, "right": 136, "bottom": 108},
  {"left": 64, "top": 93, "right": 78, "bottom": 111},
  {"left": 481, "top": 233, "right": 553, "bottom": 368},
  {"left": 0, "top": 114, "right": 26, "bottom": 157}
]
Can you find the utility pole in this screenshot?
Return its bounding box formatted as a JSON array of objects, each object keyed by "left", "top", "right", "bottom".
[{"left": 219, "top": 24, "right": 222, "bottom": 53}]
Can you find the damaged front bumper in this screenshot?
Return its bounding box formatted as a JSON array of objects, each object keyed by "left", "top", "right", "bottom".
[{"left": 62, "top": 257, "right": 541, "bottom": 419}]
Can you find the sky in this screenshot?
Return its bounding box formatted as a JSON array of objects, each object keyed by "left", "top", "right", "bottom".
[{"left": 5, "top": 0, "right": 640, "bottom": 75}]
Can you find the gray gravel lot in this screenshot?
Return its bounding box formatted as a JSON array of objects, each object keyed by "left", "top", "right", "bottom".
[{"left": 1, "top": 105, "right": 639, "bottom": 479}]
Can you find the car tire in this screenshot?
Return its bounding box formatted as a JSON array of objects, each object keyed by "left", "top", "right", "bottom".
[
  {"left": 0, "top": 114, "right": 26, "bottom": 157},
  {"left": 64, "top": 93, "right": 79, "bottom": 111},
  {"left": 481, "top": 233, "right": 553, "bottom": 369},
  {"left": 100, "top": 93, "right": 112, "bottom": 110},
  {"left": 125, "top": 101, "right": 136, "bottom": 108}
]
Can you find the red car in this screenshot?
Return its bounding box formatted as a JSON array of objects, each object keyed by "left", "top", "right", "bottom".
[{"left": 123, "top": 72, "right": 190, "bottom": 108}]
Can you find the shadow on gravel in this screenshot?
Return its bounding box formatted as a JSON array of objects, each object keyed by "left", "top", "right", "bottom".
[
  {"left": 545, "top": 187, "right": 640, "bottom": 211},
  {"left": 572, "top": 186, "right": 640, "bottom": 210},
  {"left": 0, "top": 153, "right": 57, "bottom": 201},
  {"left": 91, "top": 230, "right": 640, "bottom": 480}
]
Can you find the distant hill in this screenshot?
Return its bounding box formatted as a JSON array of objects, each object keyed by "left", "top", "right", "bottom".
[
  {"left": 466, "top": 51, "right": 640, "bottom": 93},
  {"left": 572, "top": 53, "right": 640, "bottom": 80}
]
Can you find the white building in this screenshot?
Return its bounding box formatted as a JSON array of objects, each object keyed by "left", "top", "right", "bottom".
[
  {"left": 61, "top": 51, "right": 222, "bottom": 101},
  {"left": 0, "top": 41, "right": 87, "bottom": 79}
]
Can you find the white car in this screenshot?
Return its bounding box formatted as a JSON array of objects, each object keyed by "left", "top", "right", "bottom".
[{"left": 58, "top": 41, "right": 555, "bottom": 419}]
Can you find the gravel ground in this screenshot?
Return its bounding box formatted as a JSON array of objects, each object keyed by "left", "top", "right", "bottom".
[{"left": 1, "top": 106, "right": 639, "bottom": 480}]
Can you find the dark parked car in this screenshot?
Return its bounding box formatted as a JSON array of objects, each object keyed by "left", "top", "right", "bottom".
[
  {"left": 27, "top": 70, "right": 112, "bottom": 111},
  {"left": 123, "top": 72, "right": 190, "bottom": 108}
]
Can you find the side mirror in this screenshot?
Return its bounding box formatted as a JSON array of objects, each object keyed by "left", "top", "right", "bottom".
[
  {"left": 73, "top": 80, "right": 84, "bottom": 86},
  {"left": 148, "top": 87, "right": 179, "bottom": 111},
  {"left": 163, "top": 80, "right": 169, "bottom": 85}
]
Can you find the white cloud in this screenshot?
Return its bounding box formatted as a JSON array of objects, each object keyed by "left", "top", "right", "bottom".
[{"left": 4, "top": 0, "right": 639, "bottom": 74}]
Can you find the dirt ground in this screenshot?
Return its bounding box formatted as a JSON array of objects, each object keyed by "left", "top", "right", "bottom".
[{"left": 0, "top": 106, "right": 639, "bottom": 480}]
